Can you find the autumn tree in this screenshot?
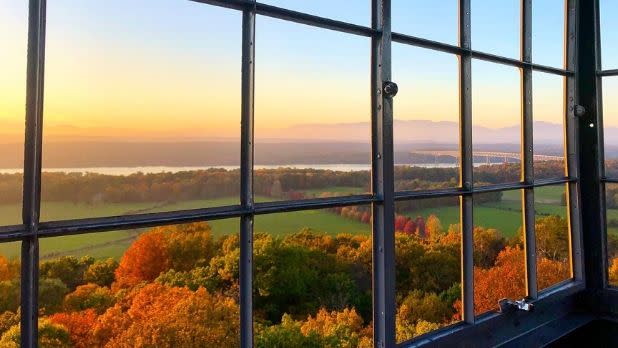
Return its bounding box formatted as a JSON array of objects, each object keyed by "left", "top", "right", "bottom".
[
  {"left": 0, "top": 318, "right": 71, "bottom": 348},
  {"left": 473, "top": 227, "right": 506, "bottom": 268},
  {"left": 402, "top": 220, "right": 417, "bottom": 235},
  {"left": 83, "top": 258, "right": 118, "bottom": 287},
  {"left": 424, "top": 215, "right": 443, "bottom": 239},
  {"left": 114, "top": 223, "right": 215, "bottom": 289},
  {"left": 92, "top": 283, "right": 239, "bottom": 347},
  {"left": 40, "top": 256, "right": 94, "bottom": 290},
  {"left": 535, "top": 215, "right": 569, "bottom": 261},
  {"left": 0, "top": 257, "right": 19, "bottom": 282},
  {"left": 395, "top": 215, "right": 409, "bottom": 231},
  {"left": 609, "top": 257, "right": 618, "bottom": 286},
  {"left": 63, "top": 283, "right": 115, "bottom": 314},
  {"left": 49, "top": 309, "right": 98, "bottom": 348}
]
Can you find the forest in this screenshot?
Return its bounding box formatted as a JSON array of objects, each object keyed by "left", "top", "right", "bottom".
[
  {"left": 0, "top": 161, "right": 607, "bottom": 346},
  {"left": 0, "top": 214, "right": 577, "bottom": 347}
]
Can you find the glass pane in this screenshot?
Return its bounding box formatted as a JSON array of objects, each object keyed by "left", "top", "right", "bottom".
[
  {"left": 474, "top": 190, "right": 524, "bottom": 316},
  {"left": 38, "top": 219, "right": 240, "bottom": 346},
  {"left": 41, "top": 1, "right": 241, "bottom": 221},
  {"left": 259, "top": 0, "right": 369, "bottom": 26},
  {"left": 472, "top": 0, "right": 520, "bottom": 59},
  {"left": 600, "top": 0, "right": 618, "bottom": 69},
  {"left": 532, "top": 0, "right": 565, "bottom": 68},
  {"left": 604, "top": 77, "right": 618, "bottom": 175},
  {"left": 0, "top": 2, "right": 27, "bottom": 226},
  {"left": 534, "top": 185, "right": 571, "bottom": 291},
  {"left": 253, "top": 206, "right": 372, "bottom": 346},
  {"left": 607, "top": 183, "right": 618, "bottom": 287},
  {"left": 472, "top": 60, "right": 521, "bottom": 186},
  {"left": 255, "top": 17, "right": 370, "bottom": 202},
  {"left": 393, "top": 45, "right": 459, "bottom": 191},
  {"left": 392, "top": 0, "right": 458, "bottom": 45},
  {"left": 395, "top": 198, "right": 461, "bottom": 342},
  {"left": 533, "top": 72, "right": 565, "bottom": 180},
  {"left": 0, "top": 242, "right": 20, "bottom": 345}
]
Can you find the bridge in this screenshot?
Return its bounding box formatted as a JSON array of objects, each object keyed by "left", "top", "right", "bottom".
[{"left": 411, "top": 150, "right": 564, "bottom": 165}]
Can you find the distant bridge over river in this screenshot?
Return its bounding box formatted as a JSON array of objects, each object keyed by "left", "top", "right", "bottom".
[{"left": 411, "top": 150, "right": 564, "bottom": 165}]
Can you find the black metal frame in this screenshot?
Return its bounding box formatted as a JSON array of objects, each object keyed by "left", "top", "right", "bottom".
[{"left": 8, "top": 0, "right": 597, "bottom": 347}]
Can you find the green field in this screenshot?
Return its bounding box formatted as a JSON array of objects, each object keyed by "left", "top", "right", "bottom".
[
  {"left": 0, "top": 184, "right": 607, "bottom": 260},
  {"left": 0, "top": 195, "right": 370, "bottom": 260}
]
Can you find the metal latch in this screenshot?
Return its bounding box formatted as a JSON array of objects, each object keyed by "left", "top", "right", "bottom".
[{"left": 498, "top": 298, "right": 535, "bottom": 313}]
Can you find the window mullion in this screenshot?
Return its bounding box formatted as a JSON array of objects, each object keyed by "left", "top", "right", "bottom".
[
  {"left": 459, "top": 0, "right": 475, "bottom": 324},
  {"left": 566, "top": 0, "right": 584, "bottom": 283},
  {"left": 371, "top": 0, "right": 396, "bottom": 346},
  {"left": 240, "top": 3, "right": 256, "bottom": 347},
  {"left": 22, "top": 0, "right": 47, "bottom": 346},
  {"left": 521, "top": 0, "right": 538, "bottom": 300}
]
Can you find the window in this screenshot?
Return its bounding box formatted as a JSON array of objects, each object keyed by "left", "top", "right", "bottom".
[{"left": 2, "top": 1, "right": 581, "bottom": 347}]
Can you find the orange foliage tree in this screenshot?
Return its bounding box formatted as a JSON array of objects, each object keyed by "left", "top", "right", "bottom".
[
  {"left": 49, "top": 309, "right": 98, "bottom": 348},
  {"left": 471, "top": 246, "right": 570, "bottom": 315},
  {"left": 114, "top": 222, "right": 214, "bottom": 289},
  {"left": 92, "top": 283, "right": 239, "bottom": 347}
]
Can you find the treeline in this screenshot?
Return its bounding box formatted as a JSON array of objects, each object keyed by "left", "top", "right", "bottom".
[
  {"left": 0, "top": 216, "right": 572, "bottom": 346},
  {"left": 0, "top": 162, "right": 566, "bottom": 206}
]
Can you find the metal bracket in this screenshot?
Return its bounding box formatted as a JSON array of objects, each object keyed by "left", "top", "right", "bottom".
[
  {"left": 383, "top": 81, "right": 398, "bottom": 99},
  {"left": 498, "top": 298, "right": 535, "bottom": 314}
]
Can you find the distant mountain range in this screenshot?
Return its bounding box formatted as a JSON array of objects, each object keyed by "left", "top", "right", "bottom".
[
  {"left": 284, "top": 120, "right": 568, "bottom": 145},
  {"left": 1, "top": 119, "right": 616, "bottom": 145},
  {"left": 0, "top": 119, "right": 616, "bottom": 168}
]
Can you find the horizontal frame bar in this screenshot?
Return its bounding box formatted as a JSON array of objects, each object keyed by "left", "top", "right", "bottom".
[
  {"left": 191, "top": 0, "right": 573, "bottom": 77},
  {"left": 0, "top": 178, "right": 576, "bottom": 241},
  {"left": 598, "top": 69, "right": 618, "bottom": 77},
  {"left": 191, "top": 0, "right": 376, "bottom": 37}
]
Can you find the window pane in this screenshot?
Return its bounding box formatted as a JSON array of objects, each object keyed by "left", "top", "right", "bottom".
[
  {"left": 600, "top": 0, "right": 618, "bottom": 69},
  {"left": 0, "top": 242, "right": 20, "bottom": 341},
  {"left": 41, "top": 1, "right": 241, "bottom": 221},
  {"left": 472, "top": 61, "right": 521, "bottom": 186},
  {"left": 604, "top": 77, "right": 618, "bottom": 175},
  {"left": 532, "top": 0, "right": 565, "bottom": 68},
  {"left": 392, "top": 0, "right": 458, "bottom": 45},
  {"left": 259, "top": 0, "right": 369, "bottom": 26},
  {"left": 38, "top": 219, "right": 240, "bottom": 346},
  {"left": 395, "top": 198, "right": 461, "bottom": 343},
  {"left": 393, "top": 45, "right": 459, "bottom": 191},
  {"left": 533, "top": 72, "right": 565, "bottom": 180},
  {"left": 253, "top": 206, "right": 372, "bottom": 346},
  {"left": 534, "top": 185, "right": 571, "bottom": 291},
  {"left": 0, "top": 2, "right": 27, "bottom": 226},
  {"left": 255, "top": 17, "right": 370, "bottom": 202},
  {"left": 474, "top": 190, "right": 524, "bottom": 316},
  {"left": 607, "top": 183, "right": 618, "bottom": 287},
  {"left": 472, "top": 0, "right": 520, "bottom": 59}
]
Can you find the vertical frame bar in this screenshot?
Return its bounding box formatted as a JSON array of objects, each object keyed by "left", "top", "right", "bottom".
[
  {"left": 458, "top": 0, "right": 475, "bottom": 323},
  {"left": 593, "top": 0, "right": 610, "bottom": 287},
  {"left": 576, "top": 0, "right": 604, "bottom": 289},
  {"left": 240, "top": 3, "right": 256, "bottom": 347},
  {"left": 22, "top": 0, "right": 46, "bottom": 346},
  {"left": 371, "top": 0, "right": 396, "bottom": 346},
  {"left": 566, "top": 0, "right": 584, "bottom": 284},
  {"left": 521, "top": 0, "right": 538, "bottom": 299}
]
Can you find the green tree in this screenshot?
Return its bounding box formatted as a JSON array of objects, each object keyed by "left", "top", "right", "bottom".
[
  {"left": 83, "top": 258, "right": 118, "bottom": 287},
  {"left": 40, "top": 256, "right": 93, "bottom": 290},
  {"left": 0, "top": 319, "right": 71, "bottom": 348}
]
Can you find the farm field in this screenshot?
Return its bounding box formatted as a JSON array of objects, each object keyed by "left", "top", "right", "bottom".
[{"left": 0, "top": 184, "right": 591, "bottom": 260}]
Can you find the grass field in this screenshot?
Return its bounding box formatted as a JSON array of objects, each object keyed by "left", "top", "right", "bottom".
[
  {"left": 0, "top": 183, "right": 609, "bottom": 260},
  {"left": 0, "top": 195, "right": 371, "bottom": 260}
]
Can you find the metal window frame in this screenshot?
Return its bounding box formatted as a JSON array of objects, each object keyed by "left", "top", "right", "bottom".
[{"left": 10, "top": 0, "right": 588, "bottom": 347}]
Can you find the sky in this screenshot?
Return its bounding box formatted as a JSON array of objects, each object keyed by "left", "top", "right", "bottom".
[{"left": 0, "top": 0, "right": 617, "bottom": 144}]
